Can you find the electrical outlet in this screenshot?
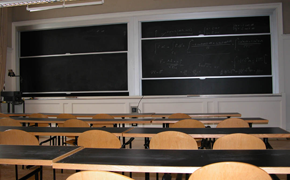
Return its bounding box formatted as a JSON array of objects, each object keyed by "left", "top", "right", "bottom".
[{"left": 131, "top": 106, "right": 138, "bottom": 113}]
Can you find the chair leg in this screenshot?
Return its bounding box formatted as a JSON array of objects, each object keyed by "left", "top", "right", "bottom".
[{"left": 15, "top": 165, "right": 18, "bottom": 180}]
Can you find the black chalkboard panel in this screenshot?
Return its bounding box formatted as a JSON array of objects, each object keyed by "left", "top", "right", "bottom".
[
  {"left": 20, "top": 24, "right": 127, "bottom": 57},
  {"left": 142, "top": 77, "right": 272, "bottom": 95},
  {"left": 142, "top": 35, "right": 271, "bottom": 78},
  {"left": 20, "top": 53, "right": 128, "bottom": 92},
  {"left": 142, "top": 16, "right": 269, "bottom": 38}
]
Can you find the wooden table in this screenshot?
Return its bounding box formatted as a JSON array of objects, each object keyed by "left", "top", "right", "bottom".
[
  {"left": 123, "top": 127, "right": 290, "bottom": 149},
  {"left": 152, "top": 112, "right": 241, "bottom": 118},
  {"left": 152, "top": 117, "right": 269, "bottom": 127},
  {"left": 0, "top": 126, "right": 132, "bottom": 137},
  {"left": 9, "top": 117, "right": 153, "bottom": 127},
  {"left": 53, "top": 148, "right": 290, "bottom": 179},
  {"left": 0, "top": 145, "right": 82, "bottom": 180},
  {"left": 0, "top": 144, "right": 82, "bottom": 166},
  {"left": 2, "top": 113, "right": 155, "bottom": 118}
]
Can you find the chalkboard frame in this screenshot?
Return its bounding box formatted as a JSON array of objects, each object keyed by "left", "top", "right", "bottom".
[{"left": 141, "top": 16, "right": 273, "bottom": 95}]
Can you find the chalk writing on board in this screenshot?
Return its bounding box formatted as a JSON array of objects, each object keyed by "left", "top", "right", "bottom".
[{"left": 233, "top": 23, "right": 255, "bottom": 32}]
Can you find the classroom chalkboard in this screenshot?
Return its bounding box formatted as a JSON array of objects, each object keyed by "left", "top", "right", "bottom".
[
  {"left": 142, "top": 16, "right": 270, "bottom": 38},
  {"left": 142, "top": 35, "right": 271, "bottom": 78},
  {"left": 142, "top": 77, "right": 272, "bottom": 95},
  {"left": 20, "top": 23, "right": 128, "bottom": 96},
  {"left": 141, "top": 16, "right": 272, "bottom": 95},
  {"left": 20, "top": 53, "right": 128, "bottom": 92},
  {"left": 20, "top": 24, "right": 127, "bottom": 57}
]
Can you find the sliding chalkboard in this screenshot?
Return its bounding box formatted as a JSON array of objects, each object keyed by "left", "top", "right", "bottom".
[
  {"left": 20, "top": 53, "right": 128, "bottom": 92},
  {"left": 20, "top": 24, "right": 127, "bottom": 57},
  {"left": 142, "top": 35, "right": 271, "bottom": 78},
  {"left": 142, "top": 77, "right": 272, "bottom": 95},
  {"left": 141, "top": 16, "right": 272, "bottom": 95},
  {"left": 142, "top": 16, "right": 270, "bottom": 38}
]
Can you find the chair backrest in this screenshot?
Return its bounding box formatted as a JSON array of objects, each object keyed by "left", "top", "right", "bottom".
[
  {"left": 0, "top": 117, "right": 22, "bottom": 126},
  {"left": 56, "top": 113, "right": 76, "bottom": 119},
  {"left": 150, "top": 131, "right": 198, "bottom": 150},
  {"left": 168, "top": 113, "right": 191, "bottom": 119},
  {"left": 28, "top": 113, "right": 49, "bottom": 118},
  {"left": 92, "top": 114, "right": 114, "bottom": 127},
  {"left": 78, "top": 130, "right": 121, "bottom": 148},
  {"left": 188, "top": 161, "right": 272, "bottom": 180},
  {"left": 169, "top": 119, "right": 205, "bottom": 128},
  {"left": 0, "top": 113, "right": 10, "bottom": 117},
  {"left": 216, "top": 118, "right": 249, "bottom": 128},
  {"left": 92, "top": 114, "right": 114, "bottom": 119},
  {"left": 213, "top": 133, "right": 266, "bottom": 150},
  {"left": 63, "top": 119, "right": 90, "bottom": 128},
  {"left": 0, "top": 129, "right": 39, "bottom": 145},
  {"left": 66, "top": 170, "right": 134, "bottom": 180}
]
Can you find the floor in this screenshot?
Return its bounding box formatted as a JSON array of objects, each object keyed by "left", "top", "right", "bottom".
[{"left": 0, "top": 137, "right": 290, "bottom": 180}]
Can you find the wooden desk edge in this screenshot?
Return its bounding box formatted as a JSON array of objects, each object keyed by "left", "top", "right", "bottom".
[
  {"left": 52, "top": 146, "right": 84, "bottom": 163},
  {"left": 52, "top": 163, "right": 290, "bottom": 174}
]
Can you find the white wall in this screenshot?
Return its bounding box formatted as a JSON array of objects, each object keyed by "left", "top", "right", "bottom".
[{"left": 283, "top": 35, "right": 290, "bottom": 130}]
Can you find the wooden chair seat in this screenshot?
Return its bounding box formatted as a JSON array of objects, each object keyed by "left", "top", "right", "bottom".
[
  {"left": 67, "top": 170, "right": 133, "bottom": 180},
  {"left": 189, "top": 161, "right": 271, "bottom": 180},
  {"left": 168, "top": 113, "right": 191, "bottom": 119},
  {"left": 0, "top": 117, "right": 22, "bottom": 126},
  {"left": 92, "top": 114, "right": 114, "bottom": 127},
  {"left": 216, "top": 118, "right": 249, "bottom": 128},
  {"left": 213, "top": 133, "right": 266, "bottom": 150},
  {"left": 78, "top": 130, "right": 121, "bottom": 148}
]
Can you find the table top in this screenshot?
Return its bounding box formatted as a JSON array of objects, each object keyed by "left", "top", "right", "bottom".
[
  {"left": 53, "top": 148, "right": 290, "bottom": 174},
  {"left": 0, "top": 145, "right": 82, "bottom": 166},
  {"left": 2, "top": 113, "right": 155, "bottom": 118},
  {"left": 0, "top": 126, "right": 132, "bottom": 136},
  {"left": 3, "top": 112, "right": 241, "bottom": 118},
  {"left": 152, "top": 112, "right": 241, "bottom": 118},
  {"left": 152, "top": 117, "right": 268, "bottom": 124},
  {"left": 10, "top": 117, "right": 153, "bottom": 124},
  {"left": 43, "top": 113, "right": 155, "bottom": 118},
  {"left": 122, "top": 127, "right": 290, "bottom": 138}
]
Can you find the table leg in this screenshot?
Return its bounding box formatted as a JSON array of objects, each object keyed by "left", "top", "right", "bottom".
[
  {"left": 287, "top": 174, "right": 290, "bottom": 180},
  {"left": 249, "top": 123, "right": 253, "bottom": 128},
  {"left": 145, "top": 173, "right": 150, "bottom": 180},
  {"left": 144, "top": 137, "right": 150, "bottom": 149},
  {"left": 263, "top": 138, "right": 273, "bottom": 149}
]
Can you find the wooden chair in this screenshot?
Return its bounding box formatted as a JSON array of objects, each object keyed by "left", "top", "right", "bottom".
[
  {"left": 62, "top": 119, "right": 90, "bottom": 145},
  {"left": 29, "top": 113, "right": 57, "bottom": 145},
  {"left": 0, "top": 113, "right": 10, "bottom": 117},
  {"left": 150, "top": 130, "right": 198, "bottom": 150},
  {"left": 169, "top": 119, "right": 205, "bottom": 128},
  {"left": 213, "top": 133, "right": 266, "bottom": 150},
  {"left": 150, "top": 131, "right": 198, "bottom": 180},
  {"left": 168, "top": 113, "right": 191, "bottom": 119},
  {"left": 0, "top": 129, "right": 42, "bottom": 180},
  {"left": 169, "top": 119, "right": 206, "bottom": 148},
  {"left": 56, "top": 113, "right": 77, "bottom": 127},
  {"left": 0, "top": 129, "right": 39, "bottom": 145},
  {"left": 78, "top": 130, "right": 121, "bottom": 148},
  {"left": 28, "top": 113, "right": 50, "bottom": 127},
  {"left": 92, "top": 113, "right": 114, "bottom": 127},
  {"left": 0, "top": 117, "right": 22, "bottom": 126},
  {"left": 67, "top": 170, "right": 134, "bottom": 180},
  {"left": 216, "top": 118, "right": 249, "bottom": 128},
  {"left": 188, "top": 161, "right": 272, "bottom": 180}
]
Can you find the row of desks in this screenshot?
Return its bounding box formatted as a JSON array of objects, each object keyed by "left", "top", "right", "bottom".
[
  {"left": 1, "top": 145, "right": 290, "bottom": 177},
  {"left": 8, "top": 117, "right": 269, "bottom": 127},
  {"left": 0, "top": 126, "right": 288, "bottom": 139},
  {"left": 3, "top": 112, "right": 242, "bottom": 118}
]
